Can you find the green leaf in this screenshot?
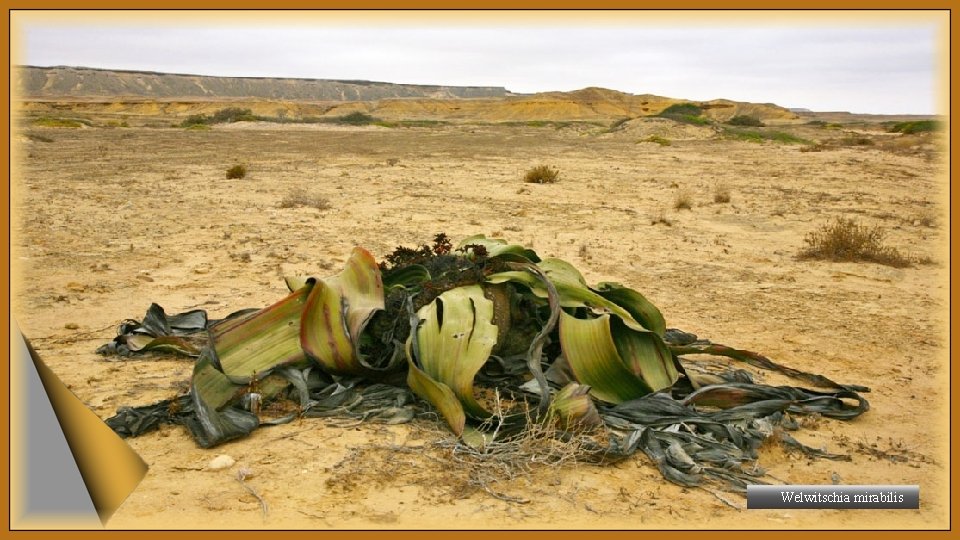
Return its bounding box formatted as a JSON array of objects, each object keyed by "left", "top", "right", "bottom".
[
  {"left": 300, "top": 279, "right": 356, "bottom": 373},
  {"left": 559, "top": 311, "right": 678, "bottom": 404},
  {"left": 542, "top": 260, "right": 672, "bottom": 335},
  {"left": 609, "top": 317, "right": 678, "bottom": 392},
  {"left": 186, "top": 352, "right": 260, "bottom": 448},
  {"left": 549, "top": 382, "right": 602, "bottom": 430},
  {"left": 457, "top": 234, "right": 541, "bottom": 262},
  {"left": 123, "top": 334, "right": 201, "bottom": 356},
  {"left": 538, "top": 259, "right": 633, "bottom": 318},
  {"left": 489, "top": 258, "right": 674, "bottom": 403},
  {"left": 543, "top": 259, "right": 633, "bottom": 320},
  {"left": 405, "top": 342, "right": 493, "bottom": 446},
  {"left": 210, "top": 284, "right": 314, "bottom": 383},
  {"left": 406, "top": 347, "right": 466, "bottom": 436},
  {"left": 331, "top": 248, "right": 386, "bottom": 343},
  {"left": 558, "top": 311, "right": 654, "bottom": 404},
  {"left": 595, "top": 282, "right": 667, "bottom": 337},
  {"left": 382, "top": 264, "right": 430, "bottom": 290},
  {"left": 190, "top": 355, "right": 294, "bottom": 413},
  {"left": 300, "top": 247, "right": 387, "bottom": 374},
  {"left": 283, "top": 276, "right": 310, "bottom": 293},
  {"left": 411, "top": 284, "right": 498, "bottom": 419},
  {"left": 192, "top": 353, "right": 248, "bottom": 410},
  {"left": 486, "top": 270, "right": 541, "bottom": 288}
]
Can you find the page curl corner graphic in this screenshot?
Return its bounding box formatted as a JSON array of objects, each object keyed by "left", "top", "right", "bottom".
[{"left": 11, "top": 324, "right": 148, "bottom": 529}]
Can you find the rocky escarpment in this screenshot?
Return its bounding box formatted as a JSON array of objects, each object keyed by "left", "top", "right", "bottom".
[
  {"left": 15, "top": 67, "right": 800, "bottom": 125},
  {"left": 16, "top": 65, "right": 510, "bottom": 101}
]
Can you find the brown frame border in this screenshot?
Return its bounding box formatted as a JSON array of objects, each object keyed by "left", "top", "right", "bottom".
[{"left": 2, "top": 4, "right": 953, "bottom": 537}]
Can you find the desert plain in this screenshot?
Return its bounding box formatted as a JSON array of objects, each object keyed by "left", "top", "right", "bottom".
[{"left": 10, "top": 95, "right": 950, "bottom": 529}]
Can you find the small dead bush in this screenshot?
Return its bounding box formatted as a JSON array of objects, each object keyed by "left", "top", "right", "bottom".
[
  {"left": 323, "top": 400, "right": 602, "bottom": 504},
  {"left": 226, "top": 164, "right": 247, "bottom": 179},
  {"left": 523, "top": 165, "right": 560, "bottom": 184},
  {"left": 673, "top": 188, "right": 694, "bottom": 210},
  {"left": 712, "top": 183, "right": 731, "bottom": 204},
  {"left": 444, "top": 429, "right": 598, "bottom": 501},
  {"left": 875, "top": 134, "right": 938, "bottom": 158},
  {"left": 798, "top": 218, "right": 911, "bottom": 268},
  {"left": 279, "top": 189, "right": 331, "bottom": 211}
]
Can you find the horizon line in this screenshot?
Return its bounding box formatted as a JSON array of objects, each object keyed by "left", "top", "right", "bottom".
[{"left": 15, "top": 64, "right": 939, "bottom": 117}]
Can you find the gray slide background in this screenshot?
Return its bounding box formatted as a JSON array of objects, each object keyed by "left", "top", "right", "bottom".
[{"left": 17, "top": 328, "right": 99, "bottom": 521}]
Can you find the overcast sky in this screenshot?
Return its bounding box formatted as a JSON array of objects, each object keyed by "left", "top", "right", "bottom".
[{"left": 16, "top": 15, "right": 945, "bottom": 114}]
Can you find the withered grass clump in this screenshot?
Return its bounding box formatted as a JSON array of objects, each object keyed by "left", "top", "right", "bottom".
[
  {"left": 437, "top": 416, "right": 603, "bottom": 502},
  {"left": 523, "top": 165, "right": 560, "bottom": 184},
  {"left": 673, "top": 188, "right": 694, "bottom": 210},
  {"left": 325, "top": 402, "right": 605, "bottom": 504},
  {"left": 799, "top": 218, "right": 911, "bottom": 268},
  {"left": 278, "top": 188, "right": 331, "bottom": 211},
  {"left": 712, "top": 183, "right": 731, "bottom": 204},
  {"left": 226, "top": 164, "right": 247, "bottom": 179}
]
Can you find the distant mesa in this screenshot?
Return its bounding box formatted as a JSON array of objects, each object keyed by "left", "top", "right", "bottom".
[
  {"left": 14, "top": 65, "right": 800, "bottom": 124},
  {"left": 16, "top": 65, "right": 510, "bottom": 101}
]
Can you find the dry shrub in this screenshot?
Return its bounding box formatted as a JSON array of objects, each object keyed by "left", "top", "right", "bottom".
[
  {"left": 712, "top": 183, "right": 731, "bottom": 204},
  {"left": 524, "top": 165, "right": 560, "bottom": 184},
  {"left": 279, "top": 188, "right": 331, "bottom": 211},
  {"left": 884, "top": 137, "right": 921, "bottom": 152},
  {"left": 436, "top": 411, "right": 604, "bottom": 502},
  {"left": 324, "top": 407, "right": 604, "bottom": 504},
  {"left": 798, "top": 218, "right": 911, "bottom": 268},
  {"left": 226, "top": 164, "right": 247, "bottom": 179},
  {"left": 673, "top": 188, "right": 693, "bottom": 210},
  {"left": 875, "top": 133, "right": 938, "bottom": 158}
]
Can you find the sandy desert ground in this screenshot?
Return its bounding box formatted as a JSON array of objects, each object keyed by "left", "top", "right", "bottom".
[{"left": 11, "top": 116, "right": 949, "bottom": 529}]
